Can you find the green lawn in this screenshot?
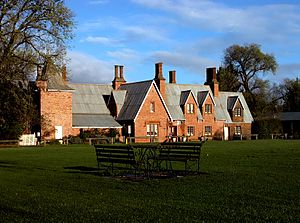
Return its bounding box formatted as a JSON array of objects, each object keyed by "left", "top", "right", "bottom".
[{"left": 0, "top": 140, "right": 299, "bottom": 222}]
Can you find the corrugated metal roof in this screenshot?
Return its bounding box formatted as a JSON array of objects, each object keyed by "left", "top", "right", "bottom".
[
  {"left": 117, "top": 80, "right": 153, "bottom": 121},
  {"left": 68, "top": 83, "right": 112, "bottom": 114},
  {"left": 72, "top": 114, "right": 121, "bottom": 128},
  {"left": 280, "top": 112, "right": 300, "bottom": 121}
]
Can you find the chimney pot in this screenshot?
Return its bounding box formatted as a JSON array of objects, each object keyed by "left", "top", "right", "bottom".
[
  {"left": 169, "top": 70, "right": 176, "bottom": 84},
  {"left": 119, "top": 65, "right": 124, "bottom": 79},
  {"left": 114, "top": 65, "right": 119, "bottom": 78},
  {"left": 155, "top": 62, "right": 163, "bottom": 79}
]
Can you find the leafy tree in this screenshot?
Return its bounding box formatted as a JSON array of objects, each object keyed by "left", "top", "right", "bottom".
[
  {"left": 222, "top": 43, "right": 277, "bottom": 117},
  {"left": 0, "top": 0, "right": 74, "bottom": 139},
  {"left": 217, "top": 66, "right": 240, "bottom": 91},
  {"left": 281, "top": 78, "right": 300, "bottom": 112}
]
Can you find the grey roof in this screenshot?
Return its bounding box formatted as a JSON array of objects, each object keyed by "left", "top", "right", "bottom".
[
  {"left": 111, "top": 90, "right": 127, "bottom": 113},
  {"left": 165, "top": 83, "right": 253, "bottom": 123},
  {"left": 227, "top": 96, "right": 239, "bottom": 110},
  {"left": 48, "top": 73, "right": 73, "bottom": 91},
  {"left": 73, "top": 114, "right": 121, "bottom": 128},
  {"left": 117, "top": 80, "right": 153, "bottom": 121},
  {"left": 280, "top": 112, "right": 300, "bottom": 121},
  {"left": 68, "top": 83, "right": 121, "bottom": 128},
  {"left": 68, "top": 84, "right": 112, "bottom": 114},
  {"left": 165, "top": 84, "right": 213, "bottom": 120},
  {"left": 216, "top": 92, "right": 253, "bottom": 123}
]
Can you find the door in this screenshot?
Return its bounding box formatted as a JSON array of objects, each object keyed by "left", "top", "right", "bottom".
[
  {"left": 55, "top": 126, "right": 63, "bottom": 139},
  {"left": 224, "top": 126, "right": 229, "bottom": 141}
]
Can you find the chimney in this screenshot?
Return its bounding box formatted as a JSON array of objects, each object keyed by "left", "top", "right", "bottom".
[
  {"left": 154, "top": 62, "right": 166, "bottom": 99},
  {"left": 62, "top": 65, "right": 67, "bottom": 84},
  {"left": 112, "top": 65, "right": 126, "bottom": 90},
  {"left": 205, "top": 67, "right": 219, "bottom": 97},
  {"left": 155, "top": 62, "right": 164, "bottom": 79},
  {"left": 36, "top": 65, "right": 47, "bottom": 91},
  {"left": 114, "top": 65, "right": 119, "bottom": 79},
  {"left": 169, "top": 70, "right": 176, "bottom": 84},
  {"left": 119, "top": 65, "right": 124, "bottom": 79},
  {"left": 37, "top": 65, "right": 43, "bottom": 80}
]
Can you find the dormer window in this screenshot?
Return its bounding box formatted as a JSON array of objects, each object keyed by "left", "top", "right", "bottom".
[
  {"left": 187, "top": 103, "right": 194, "bottom": 113},
  {"left": 150, "top": 102, "right": 155, "bottom": 113},
  {"left": 205, "top": 104, "right": 212, "bottom": 113}
]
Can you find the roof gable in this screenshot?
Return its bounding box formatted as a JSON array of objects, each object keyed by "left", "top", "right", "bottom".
[
  {"left": 117, "top": 80, "right": 172, "bottom": 121},
  {"left": 116, "top": 80, "right": 153, "bottom": 121}
]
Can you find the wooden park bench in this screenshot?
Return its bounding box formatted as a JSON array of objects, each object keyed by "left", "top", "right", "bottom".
[
  {"left": 0, "top": 140, "right": 19, "bottom": 148},
  {"left": 94, "top": 144, "right": 137, "bottom": 175},
  {"left": 150, "top": 142, "right": 202, "bottom": 175}
]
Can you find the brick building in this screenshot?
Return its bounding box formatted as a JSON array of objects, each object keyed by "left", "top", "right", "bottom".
[{"left": 35, "top": 62, "right": 253, "bottom": 142}]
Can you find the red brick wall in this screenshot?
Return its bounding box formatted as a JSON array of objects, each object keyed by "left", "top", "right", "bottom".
[
  {"left": 227, "top": 123, "right": 252, "bottom": 140},
  {"left": 134, "top": 84, "right": 169, "bottom": 142},
  {"left": 182, "top": 94, "right": 200, "bottom": 141},
  {"left": 40, "top": 91, "right": 73, "bottom": 140}
]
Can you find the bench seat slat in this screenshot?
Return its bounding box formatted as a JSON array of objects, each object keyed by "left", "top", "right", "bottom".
[
  {"left": 97, "top": 153, "right": 135, "bottom": 159},
  {"left": 97, "top": 158, "right": 136, "bottom": 165}
]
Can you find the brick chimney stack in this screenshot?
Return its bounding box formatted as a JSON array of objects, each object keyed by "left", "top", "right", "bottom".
[
  {"left": 154, "top": 62, "right": 166, "bottom": 99},
  {"left": 205, "top": 67, "right": 219, "bottom": 97},
  {"left": 36, "top": 65, "right": 47, "bottom": 91},
  {"left": 169, "top": 70, "right": 176, "bottom": 84},
  {"left": 112, "top": 65, "right": 126, "bottom": 90}
]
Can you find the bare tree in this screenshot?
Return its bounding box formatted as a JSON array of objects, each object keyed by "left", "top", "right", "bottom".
[{"left": 0, "top": 0, "right": 74, "bottom": 80}]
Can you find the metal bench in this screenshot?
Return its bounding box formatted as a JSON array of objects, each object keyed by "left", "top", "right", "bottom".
[
  {"left": 95, "top": 144, "right": 137, "bottom": 175},
  {"left": 0, "top": 140, "right": 19, "bottom": 148},
  {"left": 152, "top": 142, "right": 202, "bottom": 175}
]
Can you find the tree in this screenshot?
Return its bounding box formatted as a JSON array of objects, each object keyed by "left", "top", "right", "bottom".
[
  {"left": 0, "top": 0, "right": 74, "bottom": 139},
  {"left": 217, "top": 66, "right": 240, "bottom": 92},
  {"left": 0, "top": 0, "right": 74, "bottom": 80},
  {"left": 222, "top": 43, "right": 277, "bottom": 116},
  {"left": 281, "top": 78, "right": 300, "bottom": 112}
]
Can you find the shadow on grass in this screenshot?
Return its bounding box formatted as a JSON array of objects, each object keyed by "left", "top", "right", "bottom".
[
  {"left": 64, "top": 166, "right": 100, "bottom": 176},
  {"left": 0, "top": 161, "right": 17, "bottom": 169}
]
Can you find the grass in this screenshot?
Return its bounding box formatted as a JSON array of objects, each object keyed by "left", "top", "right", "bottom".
[{"left": 0, "top": 140, "right": 299, "bottom": 222}]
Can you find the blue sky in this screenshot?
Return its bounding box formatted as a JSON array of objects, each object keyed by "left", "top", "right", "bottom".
[{"left": 65, "top": 0, "right": 300, "bottom": 85}]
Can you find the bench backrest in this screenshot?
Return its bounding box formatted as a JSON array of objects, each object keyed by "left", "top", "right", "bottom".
[
  {"left": 95, "top": 144, "right": 135, "bottom": 164},
  {"left": 159, "top": 142, "right": 202, "bottom": 160}
]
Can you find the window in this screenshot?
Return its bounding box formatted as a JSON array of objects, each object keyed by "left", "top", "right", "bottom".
[
  {"left": 187, "top": 126, "right": 195, "bottom": 136},
  {"left": 147, "top": 124, "right": 158, "bottom": 136},
  {"left": 205, "top": 104, "right": 212, "bottom": 113},
  {"left": 234, "top": 108, "right": 242, "bottom": 116},
  {"left": 187, "top": 103, "right": 194, "bottom": 113},
  {"left": 205, "top": 126, "right": 212, "bottom": 136},
  {"left": 235, "top": 126, "right": 242, "bottom": 135},
  {"left": 150, "top": 102, "right": 155, "bottom": 113}
]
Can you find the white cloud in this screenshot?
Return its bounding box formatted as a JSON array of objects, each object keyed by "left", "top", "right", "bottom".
[
  {"left": 89, "top": 0, "right": 109, "bottom": 5},
  {"left": 67, "top": 51, "right": 113, "bottom": 84},
  {"left": 150, "top": 50, "right": 215, "bottom": 74},
  {"left": 83, "top": 36, "right": 123, "bottom": 46},
  {"left": 107, "top": 48, "right": 140, "bottom": 62}
]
